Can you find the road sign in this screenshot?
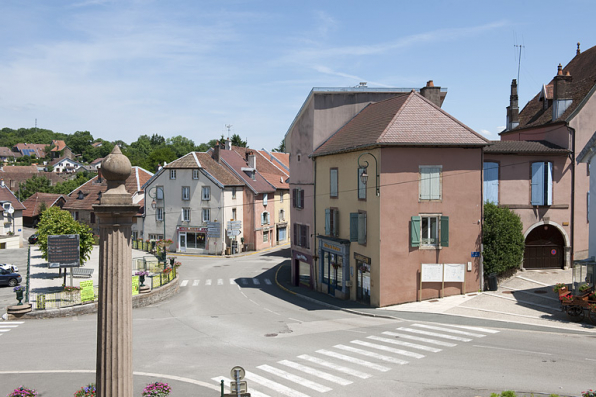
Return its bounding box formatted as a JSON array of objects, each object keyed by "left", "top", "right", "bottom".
[
  {"left": 231, "top": 381, "right": 247, "bottom": 393},
  {"left": 227, "top": 229, "right": 241, "bottom": 237},
  {"left": 207, "top": 222, "right": 221, "bottom": 238},
  {"left": 228, "top": 220, "right": 242, "bottom": 230},
  {"left": 471, "top": 251, "right": 480, "bottom": 258},
  {"left": 48, "top": 234, "right": 80, "bottom": 267},
  {"left": 230, "top": 366, "right": 245, "bottom": 380}
]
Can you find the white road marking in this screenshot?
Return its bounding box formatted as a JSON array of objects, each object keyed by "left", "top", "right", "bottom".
[
  {"left": 316, "top": 349, "right": 390, "bottom": 372},
  {"left": 350, "top": 340, "right": 425, "bottom": 359},
  {"left": 264, "top": 279, "right": 272, "bottom": 285},
  {"left": 253, "top": 278, "right": 261, "bottom": 285},
  {"left": 217, "top": 279, "right": 224, "bottom": 285},
  {"left": 264, "top": 308, "right": 280, "bottom": 316},
  {"left": 0, "top": 322, "right": 24, "bottom": 324},
  {"left": 278, "top": 360, "right": 352, "bottom": 386},
  {"left": 212, "top": 376, "right": 270, "bottom": 397},
  {"left": 230, "top": 278, "right": 236, "bottom": 285},
  {"left": 412, "top": 324, "right": 486, "bottom": 338},
  {"left": 382, "top": 331, "right": 457, "bottom": 347},
  {"left": 288, "top": 318, "right": 303, "bottom": 323},
  {"left": 367, "top": 335, "right": 442, "bottom": 352},
  {"left": 192, "top": 280, "right": 199, "bottom": 287},
  {"left": 180, "top": 280, "right": 189, "bottom": 287},
  {"left": 397, "top": 327, "right": 472, "bottom": 342},
  {"left": 334, "top": 344, "right": 408, "bottom": 365},
  {"left": 298, "top": 354, "right": 371, "bottom": 379},
  {"left": 245, "top": 371, "right": 310, "bottom": 397},
  {"left": 434, "top": 324, "right": 500, "bottom": 334},
  {"left": 257, "top": 364, "right": 332, "bottom": 392},
  {"left": 473, "top": 345, "right": 552, "bottom": 355},
  {"left": 205, "top": 279, "right": 212, "bottom": 286},
  {"left": 0, "top": 325, "right": 19, "bottom": 328}
]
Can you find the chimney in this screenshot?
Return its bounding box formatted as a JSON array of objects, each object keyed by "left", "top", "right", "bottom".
[
  {"left": 213, "top": 145, "right": 220, "bottom": 163},
  {"left": 248, "top": 152, "right": 256, "bottom": 169},
  {"left": 553, "top": 63, "right": 573, "bottom": 120},
  {"left": 420, "top": 80, "right": 442, "bottom": 107},
  {"left": 577, "top": 42, "right": 581, "bottom": 56},
  {"left": 0, "top": 179, "right": 4, "bottom": 187},
  {"left": 97, "top": 167, "right": 103, "bottom": 183},
  {"left": 506, "top": 79, "right": 520, "bottom": 131},
  {"left": 225, "top": 138, "right": 231, "bottom": 150}
]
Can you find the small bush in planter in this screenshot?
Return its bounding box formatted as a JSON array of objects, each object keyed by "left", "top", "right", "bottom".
[
  {"left": 74, "top": 383, "right": 96, "bottom": 396},
  {"left": 7, "top": 386, "right": 38, "bottom": 396},
  {"left": 142, "top": 382, "right": 171, "bottom": 397},
  {"left": 553, "top": 283, "right": 567, "bottom": 293}
]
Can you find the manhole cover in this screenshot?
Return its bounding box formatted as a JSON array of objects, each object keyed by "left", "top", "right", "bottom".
[
  {"left": 502, "top": 290, "right": 514, "bottom": 294},
  {"left": 429, "top": 299, "right": 439, "bottom": 303},
  {"left": 534, "top": 290, "right": 548, "bottom": 294},
  {"left": 265, "top": 333, "right": 277, "bottom": 337}
]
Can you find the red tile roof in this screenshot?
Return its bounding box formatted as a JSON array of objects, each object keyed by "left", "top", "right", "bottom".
[
  {"left": 313, "top": 91, "right": 488, "bottom": 157},
  {"left": 0, "top": 185, "right": 26, "bottom": 210},
  {"left": 484, "top": 140, "right": 570, "bottom": 154},
  {"left": 21, "top": 193, "right": 65, "bottom": 217},
  {"left": 50, "top": 140, "right": 67, "bottom": 152},
  {"left": 219, "top": 150, "right": 276, "bottom": 194},
  {"left": 268, "top": 151, "right": 290, "bottom": 170},
  {"left": 164, "top": 152, "right": 243, "bottom": 186}
]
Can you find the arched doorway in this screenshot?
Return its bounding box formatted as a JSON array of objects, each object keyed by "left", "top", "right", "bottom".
[{"left": 524, "top": 224, "right": 565, "bottom": 269}]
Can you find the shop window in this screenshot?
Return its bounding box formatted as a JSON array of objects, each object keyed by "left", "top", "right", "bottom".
[
  {"left": 350, "top": 211, "right": 367, "bottom": 245},
  {"left": 419, "top": 166, "right": 442, "bottom": 200},
  {"left": 410, "top": 215, "right": 449, "bottom": 248},
  {"left": 324, "top": 208, "right": 339, "bottom": 237},
  {"left": 202, "top": 186, "right": 211, "bottom": 201},
  {"left": 182, "top": 208, "right": 191, "bottom": 222},
  {"left": 531, "top": 162, "right": 553, "bottom": 206}
]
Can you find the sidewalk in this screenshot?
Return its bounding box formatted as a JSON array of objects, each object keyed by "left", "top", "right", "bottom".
[{"left": 275, "top": 263, "right": 596, "bottom": 333}]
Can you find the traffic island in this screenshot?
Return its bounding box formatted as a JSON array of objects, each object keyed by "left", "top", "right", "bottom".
[{"left": 6, "top": 303, "right": 32, "bottom": 319}]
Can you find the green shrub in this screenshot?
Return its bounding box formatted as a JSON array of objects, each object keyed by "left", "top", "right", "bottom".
[{"left": 483, "top": 203, "right": 525, "bottom": 275}]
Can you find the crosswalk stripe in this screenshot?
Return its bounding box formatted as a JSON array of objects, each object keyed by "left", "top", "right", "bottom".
[
  {"left": 0, "top": 325, "right": 19, "bottom": 328},
  {"left": 0, "top": 322, "right": 24, "bottom": 324},
  {"left": 382, "top": 331, "right": 457, "bottom": 347},
  {"left": 317, "top": 349, "right": 390, "bottom": 372},
  {"left": 217, "top": 279, "right": 224, "bottom": 285},
  {"left": 245, "top": 371, "right": 310, "bottom": 397},
  {"left": 397, "top": 327, "right": 472, "bottom": 342},
  {"left": 334, "top": 344, "right": 408, "bottom": 365},
  {"left": 205, "top": 279, "right": 212, "bottom": 286},
  {"left": 230, "top": 278, "right": 236, "bottom": 285},
  {"left": 180, "top": 280, "right": 189, "bottom": 287},
  {"left": 0, "top": 329, "right": 11, "bottom": 333},
  {"left": 412, "top": 324, "right": 486, "bottom": 338},
  {"left": 257, "top": 364, "right": 332, "bottom": 392},
  {"left": 367, "top": 335, "right": 442, "bottom": 353},
  {"left": 211, "top": 376, "right": 270, "bottom": 397},
  {"left": 351, "top": 340, "right": 425, "bottom": 359},
  {"left": 438, "top": 324, "right": 500, "bottom": 334},
  {"left": 298, "top": 354, "right": 371, "bottom": 379},
  {"left": 264, "top": 279, "right": 272, "bottom": 285},
  {"left": 278, "top": 360, "right": 352, "bottom": 386},
  {"left": 192, "top": 280, "right": 200, "bottom": 286},
  {"left": 253, "top": 278, "right": 261, "bottom": 285}
]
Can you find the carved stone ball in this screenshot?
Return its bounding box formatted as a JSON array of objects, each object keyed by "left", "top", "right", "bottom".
[{"left": 101, "top": 146, "right": 131, "bottom": 181}]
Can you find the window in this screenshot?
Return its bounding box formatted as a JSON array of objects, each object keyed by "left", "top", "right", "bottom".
[
  {"left": 263, "top": 193, "right": 268, "bottom": 206},
  {"left": 232, "top": 208, "right": 237, "bottom": 221},
  {"left": 263, "top": 231, "right": 269, "bottom": 242},
  {"left": 330, "top": 168, "right": 338, "bottom": 198},
  {"left": 531, "top": 162, "right": 553, "bottom": 206},
  {"left": 483, "top": 162, "right": 499, "bottom": 204},
  {"left": 72, "top": 211, "right": 79, "bottom": 220},
  {"left": 170, "top": 169, "right": 176, "bottom": 180},
  {"left": 280, "top": 193, "right": 284, "bottom": 203},
  {"left": 232, "top": 187, "right": 237, "bottom": 199},
  {"left": 410, "top": 215, "right": 449, "bottom": 248},
  {"left": 202, "top": 208, "right": 210, "bottom": 223},
  {"left": 156, "top": 207, "right": 164, "bottom": 221},
  {"left": 350, "top": 211, "right": 367, "bottom": 245},
  {"left": 324, "top": 208, "right": 339, "bottom": 237},
  {"left": 182, "top": 186, "right": 190, "bottom": 201},
  {"left": 182, "top": 208, "right": 191, "bottom": 222},
  {"left": 90, "top": 212, "right": 96, "bottom": 224},
  {"left": 202, "top": 186, "right": 211, "bottom": 201},
  {"left": 293, "top": 223, "right": 310, "bottom": 248},
  {"left": 77, "top": 191, "right": 84, "bottom": 200},
  {"left": 261, "top": 211, "right": 270, "bottom": 225},
  {"left": 419, "top": 166, "right": 442, "bottom": 200},
  {"left": 193, "top": 169, "right": 199, "bottom": 179},
  {"left": 280, "top": 209, "right": 285, "bottom": 221},
  {"left": 293, "top": 188, "right": 304, "bottom": 209},
  {"left": 156, "top": 186, "right": 164, "bottom": 200},
  {"left": 358, "top": 168, "right": 366, "bottom": 200}
]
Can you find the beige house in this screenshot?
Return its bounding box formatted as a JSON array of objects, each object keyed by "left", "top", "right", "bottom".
[{"left": 0, "top": 180, "right": 26, "bottom": 247}]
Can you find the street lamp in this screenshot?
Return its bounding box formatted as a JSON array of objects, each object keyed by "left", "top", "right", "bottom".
[
  {"left": 357, "top": 153, "right": 380, "bottom": 196},
  {"left": 147, "top": 186, "right": 167, "bottom": 266}
]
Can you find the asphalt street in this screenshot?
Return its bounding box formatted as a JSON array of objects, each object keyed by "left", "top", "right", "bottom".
[{"left": 1, "top": 246, "right": 595, "bottom": 396}]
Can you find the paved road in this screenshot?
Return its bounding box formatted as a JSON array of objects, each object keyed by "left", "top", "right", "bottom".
[
  {"left": 0, "top": 248, "right": 28, "bottom": 311},
  {"left": 0, "top": 248, "right": 595, "bottom": 396}
]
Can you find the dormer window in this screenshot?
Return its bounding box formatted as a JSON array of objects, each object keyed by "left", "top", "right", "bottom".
[
  {"left": 98, "top": 191, "right": 102, "bottom": 199},
  {"left": 77, "top": 191, "right": 84, "bottom": 200}
]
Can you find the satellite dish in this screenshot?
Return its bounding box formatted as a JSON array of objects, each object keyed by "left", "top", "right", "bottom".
[{"left": 7, "top": 207, "right": 14, "bottom": 214}]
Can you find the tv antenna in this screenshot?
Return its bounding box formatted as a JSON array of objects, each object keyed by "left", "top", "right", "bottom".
[
  {"left": 225, "top": 124, "right": 233, "bottom": 138},
  {"left": 514, "top": 44, "right": 525, "bottom": 86}
]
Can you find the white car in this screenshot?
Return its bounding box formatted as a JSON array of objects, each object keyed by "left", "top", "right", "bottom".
[{"left": 0, "top": 264, "right": 18, "bottom": 273}]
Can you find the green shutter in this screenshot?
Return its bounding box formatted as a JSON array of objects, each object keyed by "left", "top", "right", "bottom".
[
  {"left": 350, "top": 213, "right": 359, "bottom": 242},
  {"left": 440, "top": 216, "right": 449, "bottom": 247},
  {"left": 411, "top": 216, "right": 421, "bottom": 247},
  {"left": 358, "top": 212, "right": 367, "bottom": 245},
  {"left": 325, "top": 208, "right": 331, "bottom": 235}
]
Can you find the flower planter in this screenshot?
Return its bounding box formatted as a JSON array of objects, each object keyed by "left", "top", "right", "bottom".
[{"left": 15, "top": 289, "right": 24, "bottom": 305}]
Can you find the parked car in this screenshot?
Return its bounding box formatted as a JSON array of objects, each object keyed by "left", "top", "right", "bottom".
[
  {"left": 28, "top": 233, "right": 38, "bottom": 244},
  {"left": 0, "top": 268, "right": 22, "bottom": 287},
  {"left": 0, "top": 264, "right": 19, "bottom": 273}
]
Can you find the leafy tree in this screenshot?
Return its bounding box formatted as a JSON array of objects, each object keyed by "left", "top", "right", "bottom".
[
  {"left": 66, "top": 130, "right": 94, "bottom": 157},
  {"left": 37, "top": 202, "right": 47, "bottom": 216},
  {"left": 150, "top": 133, "right": 165, "bottom": 147},
  {"left": 483, "top": 203, "right": 525, "bottom": 275},
  {"left": 230, "top": 133, "right": 247, "bottom": 147},
  {"left": 18, "top": 175, "right": 52, "bottom": 200},
  {"left": 52, "top": 172, "right": 94, "bottom": 195},
  {"left": 166, "top": 135, "right": 197, "bottom": 157},
  {"left": 36, "top": 207, "right": 94, "bottom": 266},
  {"left": 272, "top": 139, "right": 286, "bottom": 153},
  {"left": 144, "top": 146, "right": 177, "bottom": 172}
]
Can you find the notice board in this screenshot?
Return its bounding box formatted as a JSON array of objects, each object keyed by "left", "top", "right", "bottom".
[{"left": 48, "top": 234, "right": 80, "bottom": 267}]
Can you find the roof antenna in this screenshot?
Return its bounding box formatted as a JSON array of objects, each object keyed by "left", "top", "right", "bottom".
[
  {"left": 514, "top": 44, "right": 525, "bottom": 88},
  {"left": 225, "top": 124, "right": 233, "bottom": 138}
]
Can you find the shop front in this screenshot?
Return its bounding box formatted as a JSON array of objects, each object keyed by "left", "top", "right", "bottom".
[
  {"left": 292, "top": 250, "right": 314, "bottom": 289},
  {"left": 318, "top": 237, "right": 350, "bottom": 299},
  {"left": 177, "top": 226, "right": 208, "bottom": 253}
]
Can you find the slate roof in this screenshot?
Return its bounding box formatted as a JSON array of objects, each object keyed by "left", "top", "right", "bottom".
[
  {"left": 219, "top": 150, "right": 276, "bottom": 194},
  {"left": 164, "top": 152, "right": 244, "bottom": 186},
  {"left": 0, "top": 185, "right": 26, "bottom": 210},
  {"left": 484, "top": 140, "right": 570, "bottom": 154},
  {"left": 513, "top": 44, "right": 596, "bottom": 131},
  {"left": 21, "top": 193, "right": 64, "bottom": 217},
  {"left": 313, "top": 91, "right": 488, "bottom": 157}
]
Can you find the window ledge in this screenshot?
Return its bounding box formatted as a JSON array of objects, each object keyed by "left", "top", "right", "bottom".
[{"left": 419, "top": 245, "right": 442, "bottom": 250}]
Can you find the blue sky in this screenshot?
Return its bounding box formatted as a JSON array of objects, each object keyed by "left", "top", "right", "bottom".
[{"left": 1, "top": 0, "right": 594, "bottom": 151}]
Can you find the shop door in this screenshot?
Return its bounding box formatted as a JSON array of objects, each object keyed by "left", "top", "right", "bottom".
[
  {"left": 356, "top": 261, "right": 371, "bottom": 304},
  {"left": 323, "top": 252, "right": 342, "bottom": 295},
  {"left": 179, "top": 232, "right": 187, "bottom": 253}
]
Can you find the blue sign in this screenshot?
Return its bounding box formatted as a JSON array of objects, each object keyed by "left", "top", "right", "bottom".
[{"left": 471, "top": 251, "right": 480, "bottom": 258}]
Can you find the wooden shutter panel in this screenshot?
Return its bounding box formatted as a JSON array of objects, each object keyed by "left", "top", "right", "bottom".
[
  {"left": 411, "top": 216, "right": 421, "bottom": 247},
  {"left": 358, "top": 212, "right": 367, "bottom": 245},
  {"left": 440, "top": 216, "right": 449, "bottom": 247},
  {"left": 531, "top": 162, "right": 544, "bottom": 205},
  {"left": 430, "top": 167, "right": 441, "bottom": 200},
  {"left": 332, "top": 209, "right": 339, "bottom": 236},
  {"left": 292, "top": 189, "right": 297, "bottom": 208},
  {"left": 350, "top": 213, "right": 359, "bottom": 242},
  {"left": 546, "top": 162, "right": 553, "bottom": 205},
  {"left": 300, "top": 189, "right": 305, "bottom": 208},
  {"left": 325, "top": 208, "right": 331, "bottom": 235},
  {"left": 293, "top": 223, "right": 298, "bottom": 246}
]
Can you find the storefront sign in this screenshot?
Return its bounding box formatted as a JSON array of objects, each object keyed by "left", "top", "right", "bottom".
[
  {"left": 292, "top": 250, "right": 313, "bottom": 264},
  {"left": 353, "top": 253, "right": 371, "bottom": 265},
  {"left": 177, "top": 226, "right": 207, "bottom": 233},
  {"left": 321, "top": 240, "right": 344, "bottom": 254}
]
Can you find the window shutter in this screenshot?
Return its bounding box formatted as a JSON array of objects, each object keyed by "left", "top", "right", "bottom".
[
  {"left": 156, "top": 187, "right": 164, "bottom": 200},
  {"left": 411, "top": 216, "right": 421, "bottom": 247},
  {"left": 358, "top": 212, "right": 367, "bottom": 245},
  {"left": 292, "top": 189, "right": 296, "bottom": 208},
  {"left": 483, "top": 162, "right": 499, "bottom": 204},
  {"left": 261, "top": 213, "right": 265, "bottom": 225},
  {"left": 325, "top": 208, "right": 331, "bottom": 235},
  {"left": 546, "top": 162, "right": 553, "bottom": 205},
  {"left": 350, "top": 213, "right": 359, "bottom": 242},
  {"left": 300, "top": 189, "right": 305, "bottom": 208},
  {"left": 531, "top": 162, "right": 545, "bottom": 205},
  {"left": 440, "top": 216, "right": 449, "bottom": 247},
  {"left": 332, "top": 209, "right": 338, "bottom": 236},
  {"left": 293, "top": 223, "right": 298, "bottom": 246}
]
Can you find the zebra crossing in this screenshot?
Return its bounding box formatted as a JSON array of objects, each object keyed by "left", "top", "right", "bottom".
[
  {"left": 0, "top": 321, "right": 24, "bottom": 336},
  {"left": 179, "top": 277, "right": 273, "bottom": 288},
  {"left": 212, "top": 323, "right": 499, "bottom": 396}
]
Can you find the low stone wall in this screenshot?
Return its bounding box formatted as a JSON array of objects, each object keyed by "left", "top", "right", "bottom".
[{"left": 8, "top": 276, "right": 180, "bottom": 320}]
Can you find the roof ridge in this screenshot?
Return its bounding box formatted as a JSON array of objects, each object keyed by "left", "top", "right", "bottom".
[{"left": 376, "top": 92, "right": 415, "bottom": 142}]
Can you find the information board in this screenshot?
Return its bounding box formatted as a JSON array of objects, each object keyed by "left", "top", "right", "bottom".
[
  {"left": 48, "top": 234, "right": 80, "bottom": 267},
  {"left": 443, "top": 264, "right": 466, "bottom": 282},
  {"left": 207, "top": 222, "right": 221, "bottom": 238},
  {"left": 421, "top": 263, "right": 443, "bottom": 282},
  {"left": 80, "top": 280, "right": 94, "bottom": 303}
]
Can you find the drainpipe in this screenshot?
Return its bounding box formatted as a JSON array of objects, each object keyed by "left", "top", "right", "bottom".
[
  {"left": 313, "top": 158, "right": 317, "bottom": 291},
  {"left": 570, "top": 126, "right": 576, "bottom": 268},
  {"left": 480, "top": 148, "right": 485, "bottom": 290}
]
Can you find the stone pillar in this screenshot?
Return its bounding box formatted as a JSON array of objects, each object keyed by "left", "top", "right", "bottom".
[{"left": 93, "top": 146, "right": 139, "bottom": 397}]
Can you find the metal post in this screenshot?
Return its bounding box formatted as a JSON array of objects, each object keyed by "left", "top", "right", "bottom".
[
  {"left": 26, "top": 246, "right": 30, "bottom": 303},
  {"left": 220, "top": 379, "right": 224, "bottom": 397},
  {"left": 235, "top": 369, "right": 241, "bottom": 397}
]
